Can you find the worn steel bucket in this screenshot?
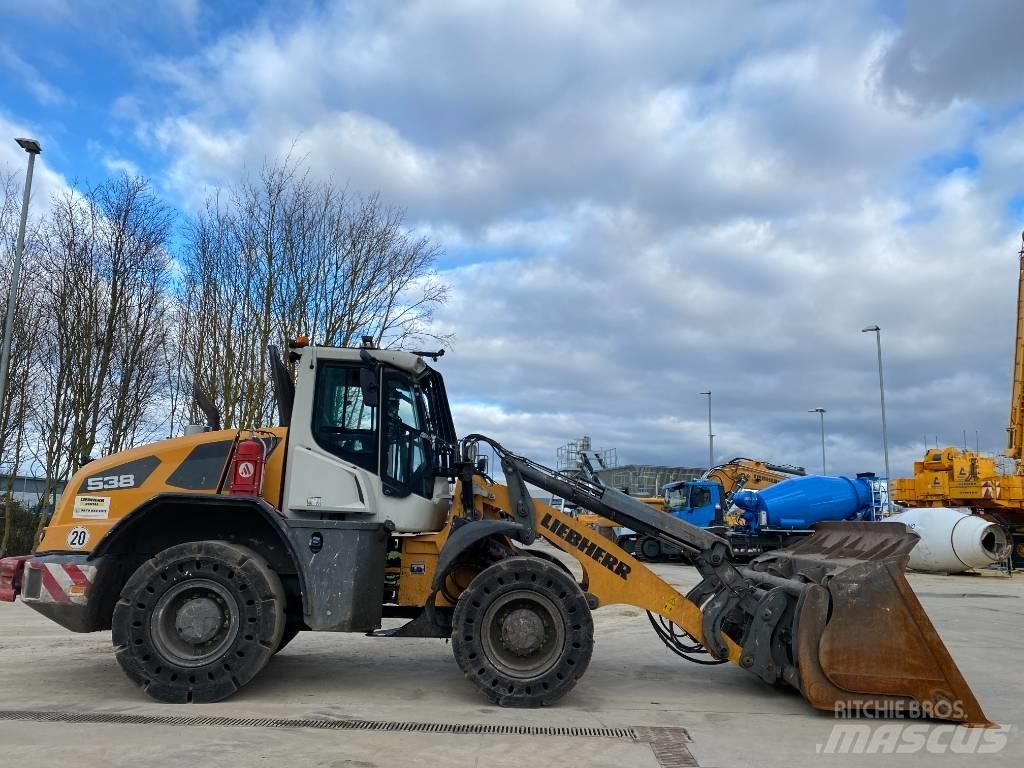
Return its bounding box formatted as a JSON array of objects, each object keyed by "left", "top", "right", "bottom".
[{"left": 745, "top": 521, "right": 993, "bottom": 727}]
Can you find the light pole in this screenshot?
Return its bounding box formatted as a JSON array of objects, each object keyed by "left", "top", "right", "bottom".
[
  {"left": 699, "top": 391, "right": 713, "bottom": 468},
  {"left": 0, "top": 138, "right": 40, "bottom": 436},
  {"left": 862, "top": 325, "right": 891, "bottom": 511},
  {"left": 809, "top": 408, "right": 826, "bottom": 474}
]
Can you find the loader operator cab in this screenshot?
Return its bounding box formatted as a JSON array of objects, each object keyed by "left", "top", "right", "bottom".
[{"left": 281, "top": 341, "right": 457, "bottom": 532}]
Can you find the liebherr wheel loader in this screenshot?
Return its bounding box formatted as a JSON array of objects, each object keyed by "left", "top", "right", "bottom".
[{"left": 0, "top": 340, "right": 992, "bottom": 725}]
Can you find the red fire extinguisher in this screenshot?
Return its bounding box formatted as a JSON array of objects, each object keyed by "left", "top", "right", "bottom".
[{"left": 229, "top": 435, "right": 266, "bottom": 496}]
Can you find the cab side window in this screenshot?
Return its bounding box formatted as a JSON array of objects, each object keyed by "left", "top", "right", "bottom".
[
  {"left": 381, "top": 371, "right": 433, "bottom": 499},
  {"left": 312, "top": 363, "right": 378, "bottom": 472},
  {"left": 690, "top": 486, "right": 711, "bottom": 508}
]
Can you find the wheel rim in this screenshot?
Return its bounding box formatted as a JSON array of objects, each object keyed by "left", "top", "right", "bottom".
[
  {"left": 150, "top": 578, "right": 240, "bottom": 668},
  {"left": 481, "top": 589, "right": 565, "bottom": 679}
]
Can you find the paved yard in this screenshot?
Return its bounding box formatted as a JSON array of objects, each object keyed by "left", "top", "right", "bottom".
[{"left": 1, "top": 556, "right": 1020, "bottom": 767}]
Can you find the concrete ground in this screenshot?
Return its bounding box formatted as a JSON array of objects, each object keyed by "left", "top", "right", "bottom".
[{"left": 0, "top": 553, "right": 1020, "bottom": 768}]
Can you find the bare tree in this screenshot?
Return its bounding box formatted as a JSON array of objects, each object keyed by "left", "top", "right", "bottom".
[
  {"left": 93, "top": 175, "right": 175, "bottom": 453},
  {"left": 178, "top": 158, "right": 450, "bottom": 431},
  {"left": 0, "top": 167, "right": 41, "bottom": 555},
  {"left": 27, "top": 175, "right": 174, "bottom": 537},
  {"left": 1, "top": 155, "right": 448, "bottom": 550},
  {"left": 0, "top": 167, "right": 22, "bottom": 469}
]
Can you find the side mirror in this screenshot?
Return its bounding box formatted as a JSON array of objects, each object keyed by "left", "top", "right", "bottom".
[{"left": 359, "top": 366, "right": 380, "bottom": 408}]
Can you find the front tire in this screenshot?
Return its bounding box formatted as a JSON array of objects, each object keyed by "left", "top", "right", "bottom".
[
  {"left": 112, "top": 541, "right": 285, "bottom": 703},
  {"left": 452, "top": 555, "right": 593, "bottom": 707}
]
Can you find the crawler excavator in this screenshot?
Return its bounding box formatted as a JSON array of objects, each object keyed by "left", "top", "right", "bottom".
[
  {"left": 0, "top": 338, "right": 991, "bottom": 725},
  {"left": 892, "top": 233, "right": 1024, "bottom": 566}
]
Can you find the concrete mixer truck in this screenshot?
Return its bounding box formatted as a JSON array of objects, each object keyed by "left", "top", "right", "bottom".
[
  {"left": 633, "top": 458, "right": 807, "bottom": 560},
  {"left": 733, "top": 475, "right": 1010, "bottom": 573},
  {"left": 636, "top": 470, "right": 875, "bottom": 562}
]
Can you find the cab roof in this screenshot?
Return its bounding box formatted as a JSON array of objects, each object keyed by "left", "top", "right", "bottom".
[{"left": 297, "top": 344, "right": 428, "bottom": 376}]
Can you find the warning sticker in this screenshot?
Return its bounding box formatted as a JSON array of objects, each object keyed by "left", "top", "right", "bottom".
[{"left": 73, "top": 495, "right": 111, "bottom": 520}]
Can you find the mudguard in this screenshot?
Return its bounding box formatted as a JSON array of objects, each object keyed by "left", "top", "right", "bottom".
[{"left": 431, "top": 519, "right": 532, "bottom": 591}]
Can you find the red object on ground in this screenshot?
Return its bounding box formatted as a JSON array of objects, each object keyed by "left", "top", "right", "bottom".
[{"left": 0, "top": 555, "right": 31, "bottom": 601}]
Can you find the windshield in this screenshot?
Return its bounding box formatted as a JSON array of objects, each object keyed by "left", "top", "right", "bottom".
[{"left": 664, "top": 484, "right": 688, "bottom": 509}]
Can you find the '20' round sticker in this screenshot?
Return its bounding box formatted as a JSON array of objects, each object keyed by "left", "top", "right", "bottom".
[{"left": 67, "top": 526, "right": 90, "bottom": 549}]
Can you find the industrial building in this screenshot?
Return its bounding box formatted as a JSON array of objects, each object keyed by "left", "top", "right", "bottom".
[
  {"left": 555, "top": 436, "right": 703, "bottom": 497},
  {"left": 0, "top": 474, "right": 64, "bottom": 513}
]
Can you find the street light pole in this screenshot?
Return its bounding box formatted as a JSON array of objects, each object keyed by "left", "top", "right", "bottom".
[
  {"left": 700, "top": 391, "right": 713, "bottom": 468},
  {"left": 862, "top": 325, "right": 891, "bottom": 511},
  {"left": 809, "top": 408, "right": 826, "bottom": 474},
  {"left": 0, "top": 138, "right": 41, "bottom": 436}
]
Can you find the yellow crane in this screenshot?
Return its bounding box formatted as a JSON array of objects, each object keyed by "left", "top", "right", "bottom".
[{"left": 891, "top": 233, "right": 1024, "bottom": 564}]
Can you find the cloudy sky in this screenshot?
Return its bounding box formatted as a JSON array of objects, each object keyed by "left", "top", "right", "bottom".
[{"left": 3, "top": 0, "right": 1024, "bottom": 477}]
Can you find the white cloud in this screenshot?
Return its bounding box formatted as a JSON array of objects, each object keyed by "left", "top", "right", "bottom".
[
  {"left": 0, "top": 44, "right": 66, "bottom": 107},
  {"left": 875, "top": 0, "right": 1024, "bottom": 111}
]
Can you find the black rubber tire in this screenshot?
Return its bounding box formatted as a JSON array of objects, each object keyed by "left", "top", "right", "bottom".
[
  {"left": 452, "top": 555, "right": 593, "bottom": 707},
  {"left": 518, "top": 548, "right": 574, "bottom": 577},
  {"left": 112, "top": 540, "right": 285, "bottom": 703}
]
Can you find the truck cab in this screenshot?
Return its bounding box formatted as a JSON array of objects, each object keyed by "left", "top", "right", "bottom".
[{"left": 663, "top": 480, "right": 724, "bottom": 528}]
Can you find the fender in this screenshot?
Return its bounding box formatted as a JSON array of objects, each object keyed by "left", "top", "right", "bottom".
[
  {"left": 90, "top": 493, "right": 310, "bottom": 614},
  {"left": 431, "top": 519, "right": 532, "bottom": 591}
]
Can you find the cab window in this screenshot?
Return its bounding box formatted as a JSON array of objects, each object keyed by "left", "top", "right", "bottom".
[
  {"left": 312, "top": 363, "right": 378, "bottom": 471},
  {"left": 381, "top": 370, "right": 434, "bottom": 499},
  {"left": 690, "top": 486, "right": 712, "bottom": 508}
]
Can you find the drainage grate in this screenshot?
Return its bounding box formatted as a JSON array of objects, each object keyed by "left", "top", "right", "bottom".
[
  {"left": 633, "top": 727, "right": 699, "bottom": 768},
  {"left": 0, "top": 709, "right": 632, "bottom": 738},
  {"left": 0, "top": 710, "right": 697, "bottom": 766}
]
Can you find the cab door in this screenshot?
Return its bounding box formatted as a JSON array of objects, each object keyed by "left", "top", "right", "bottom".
[
  {"left": 379, "top": 369, "right": 434, "bottom": 500},
  {"left": 284, "top": 360, "right": 378, "bottom": 517}
]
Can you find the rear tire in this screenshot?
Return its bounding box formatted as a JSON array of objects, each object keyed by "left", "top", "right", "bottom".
[
  {"left": 452, "top": 556, "right": 593, "bottom": 707},
  {"left": 112, "top": 540, "right": 285, "bottom": 703}
]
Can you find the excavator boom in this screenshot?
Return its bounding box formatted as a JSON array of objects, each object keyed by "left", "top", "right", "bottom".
[{"left": 465, "top": 436, "right": 992, "bottom": 727}]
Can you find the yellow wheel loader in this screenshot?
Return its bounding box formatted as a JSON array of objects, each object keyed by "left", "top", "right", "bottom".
[{"left": 0, "top": 340, "right": 992, "bottom": 724}]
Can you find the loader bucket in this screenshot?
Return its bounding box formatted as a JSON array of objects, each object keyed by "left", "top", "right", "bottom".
[{"left": 746, "top": 521, "right": 993, "bottom": 727}]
